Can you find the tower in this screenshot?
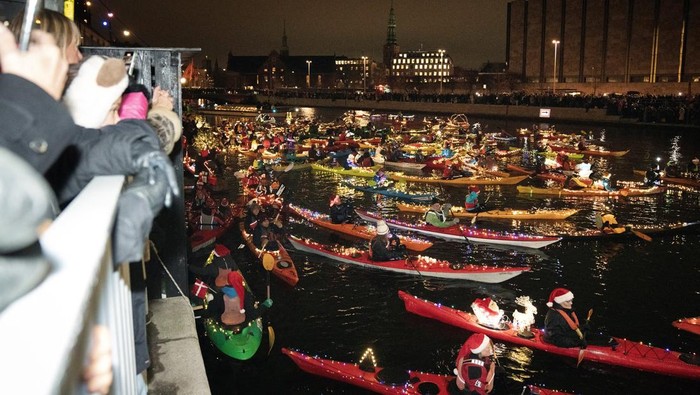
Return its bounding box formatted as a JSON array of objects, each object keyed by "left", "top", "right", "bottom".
[
  {"left": 382, "top": 0, "right": 399, "bottom": 68},
  {"left": 280, "top": 19, "right": 289, "bottom": 57}
]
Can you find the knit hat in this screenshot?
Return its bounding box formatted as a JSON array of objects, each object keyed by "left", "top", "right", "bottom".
[
  {"left": 376, "top": 220, "right": 389, "bottom": 235},
  {"left": 227, "top": 271, "right": 246, "bottom": 313},
  {"left": 547, "top": 288, "right": 574, "bottom": 307},
  {"left": 469, "top": 185, "right": 480, "bottom": 193},
  {"left": 63, "top": 55, "right": 129, "bottom": 128},
  {"left": 466, "top": 333, "right": 490, "bottom": 354},
  {"left": 213, "top": 244, "right": 230, "bottom": 257}
]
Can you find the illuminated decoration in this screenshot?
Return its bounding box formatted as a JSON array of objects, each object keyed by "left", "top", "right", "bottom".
[
  {"left": 471, "top": 297, "right": 506, "bottom": 329},
  {"left": 358, "top": 348, "right": 378, "bottom": 372},
  {"left": 512, "top": 296, "right": 537, "bottom": 339}
]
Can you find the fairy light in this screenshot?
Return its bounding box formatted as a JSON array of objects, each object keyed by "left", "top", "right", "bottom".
[{"left": 358, "top": 348, "right": 378, "bottom": 369}]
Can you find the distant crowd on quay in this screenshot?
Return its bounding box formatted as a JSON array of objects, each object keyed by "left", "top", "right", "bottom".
[{"left": 270, "top": 90, "right": 700, "bottom": 127}]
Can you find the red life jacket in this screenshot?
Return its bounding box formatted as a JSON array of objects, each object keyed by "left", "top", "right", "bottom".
[{"left": 457, "top": 358, "right": 489, "bottom": 395}]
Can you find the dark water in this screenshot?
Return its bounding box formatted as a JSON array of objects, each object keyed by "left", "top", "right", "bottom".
[{"left": 196, "top": 108, "right": 700, "bottom": 394}]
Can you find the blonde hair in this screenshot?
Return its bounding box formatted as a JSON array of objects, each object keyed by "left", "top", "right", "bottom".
[{"left": 9, "top": 8, "right": 81, "bottom": 57}]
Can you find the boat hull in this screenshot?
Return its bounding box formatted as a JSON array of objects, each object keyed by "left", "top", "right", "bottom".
[
  {"left": 389, "top": 173, "right": 528, "bottom": 186},
  {"left": 673, "top": 317, "right": 700, "bottom": 336},
  {"left": 399, "top": 291, "right": 700, "bottom": 380},
  {"left": 239, "top": 222, "right": 299, "bottom": 286},
  {"left": 396, "top": 203, "right": 579, "bottom": 220},
  {"left": 517, "top": 185, "right": 665, "bottom": 197},
  {"left": 288, "top": 236, "right": 528, "bottom": 283}
]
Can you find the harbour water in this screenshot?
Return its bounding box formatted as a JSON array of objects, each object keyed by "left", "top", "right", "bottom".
[{"left": 195, "top": 108, "right": 700, "bottom": 394}]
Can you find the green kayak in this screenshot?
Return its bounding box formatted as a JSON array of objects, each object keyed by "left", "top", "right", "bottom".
[
  {"left": 204, "top": 317, "right": 263, "bottom": 360},
  {"left": 311, "top": 163, "right": 380, "bottom": 178}
]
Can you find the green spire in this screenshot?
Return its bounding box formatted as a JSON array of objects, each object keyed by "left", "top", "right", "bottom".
[{"left": 386, "top": 0, "right": 397, "bottom": 45}]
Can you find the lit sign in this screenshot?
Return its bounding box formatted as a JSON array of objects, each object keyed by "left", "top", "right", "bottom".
[{"left": 539, "top": 108, "right": 551, "bottom": 118}]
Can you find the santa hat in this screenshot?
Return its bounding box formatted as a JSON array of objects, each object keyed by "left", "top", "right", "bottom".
[
  {"left": 469, "top": 185, "right": 480, "bottom": 192},
  {"left": 63, "top": 56, "right": 129, "bottom": 128},
  {"left": 226, "top": 271, "right": 246, "bottom": 313},
  {"left": 466, "top": 333, "right": 490, "bottom": 354},
  {"left": 213, "top": 244, "right": 230, "bottom": 257},
  {"left": 472, "top": 297, "right": 500, "bottom": 318},
  {"left": 547, "top": 288, "right": 574, "bottom": 307}
]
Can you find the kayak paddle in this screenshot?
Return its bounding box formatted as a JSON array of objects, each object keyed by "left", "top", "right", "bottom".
[
  {"left": 577, "top": 308, "right": 594, "bottom": 367},
  {"left": 262, "top": 252, "right": 276, "bottom": 355}
]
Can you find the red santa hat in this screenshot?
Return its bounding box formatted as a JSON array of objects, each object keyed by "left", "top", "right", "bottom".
[
  {"left": 213, "top": 244, "right": 230, "bottom": 257},
  {"left": 466, "top": 333, "right": 490, "bottom": 354},
  {"left": 469, "top": 185, "right": 480, "bottom": 193},
  {"left": 226, "top": 271, "right": 246, "bottom": 313},
  {"left": 547, "top": 287, "right": 574, "bottom": 307},
  {"left": 472, "top": 297, "right": 499, "bottom": 318}
]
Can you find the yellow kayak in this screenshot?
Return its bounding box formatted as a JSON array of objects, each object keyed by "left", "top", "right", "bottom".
[
  {"left": 388, "top": 173, "right": 528, "bottom": 186},
  {"left": 396, "top": 202, "right": 578, "bottom": 220}
]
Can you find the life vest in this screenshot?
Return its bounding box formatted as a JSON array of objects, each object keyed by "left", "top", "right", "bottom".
[
  {"left": 555, "top": 309, "right": 583, "bottom": 339},
  {"left": 221, "top": 292, "right": 245, "bottom": 326},
  {"left": 465, "top": 192, "right": 479, "bottom": 210},
  {"left": 424, "top": 209, "right": 445, "bottom": 223},
  {"left": 199, "top": 212, "right": 216, "bottom": 230},
  {"left": 457, "top": 358, "right": 489, "bottom": 395}
]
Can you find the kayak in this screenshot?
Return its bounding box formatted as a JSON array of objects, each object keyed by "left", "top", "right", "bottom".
[
  {"left": 238, "top": 222, "right": 299, "bottom": 286},
  {"left": 349, "top": 184, "right": 436, "bottom": 203},
  {"left": 534, "top": 172, "right": 593, "bottom": 186},
  {"left": 286, "top": 203, "right": 433, "bottom": 252},
  {"left": 556, "top": 221, "right": 700, "bottom": 240},
  {"left": 517, "top": 185, "right": 666, "bottom": 197},
  {"left": 271, "top": 162, "right": 312, "bottom": 172},
  {"left": 396, "top": 203, "right": 579, "bottom": 220},
  {"left": 189, "top": 218, "right": 234, "bottom": 252},
  {"left": 282, "top": 348, "right": 572, "bottom": 395},
  {"left": 202, "top": 268, "right": 264, "bottom": 360},
  {"left": 355, "top": 210, "right": 561, "bottom": 249},
  {"left": 288, "top": 236, "right": 528, "bottom": 283},
  {"left": 633, "top": 169, "right": 700, "bottom": 189},
  {"left": 383, "top": 160, "right": 426, "bottom": 171},
  {"left": 398, "top": 291, "right": 700, "bottom": 380},
  {"left": 548, "top": 145, "right": 630, "bottom": 157},
  {"left": 388, "top": 173, "right": 528, "bottom": 186},
  {"left": 673, "top": 317, "right": 700, "bottom": 336},
  {"left": 311, "top": 163, "right": 380, "bottom": 178},
  {"left": 204, "top": 316, "right": 263, "bottom": 361}
]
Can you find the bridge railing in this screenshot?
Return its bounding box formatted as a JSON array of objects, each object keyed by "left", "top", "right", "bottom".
[{"left": 0, "top": 175, "right": 140, "bottom": 394}]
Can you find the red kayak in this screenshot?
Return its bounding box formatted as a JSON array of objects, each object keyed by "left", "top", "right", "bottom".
[
  {"left": 398, "top": 291, "right": 700, "bottom": 380},
  {"left": 355, "top": 210, "right": 561, "bottom": 249},
  {"left": 287, "top": 235, "right": 529, "bottom": 283},
  {"left": 282, "top": 348, "right": 572, "bottom": 395},
  {"left": 673, "top": 317, "right": 700, "bottom": 336}
]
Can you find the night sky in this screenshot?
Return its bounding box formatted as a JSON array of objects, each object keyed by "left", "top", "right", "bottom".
[{"left": 111, "top": 0, "right": 510, "bottom": 69}]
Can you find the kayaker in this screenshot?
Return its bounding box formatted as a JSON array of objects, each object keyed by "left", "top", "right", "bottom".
[
  {"left": 253, "top": 215, "right": 283, "bottom": 250},
  {"left": 595, "top": 213, "right": 626, "bottom": 234},
  {"left": 542, "top": 288, "right": 587, "bottom": 348},
  {"left": 329, "top": 194, "right": 355, "bottom": 224},
  {"left": 644, "top": 165, "right": 661, "bottom": 186},
  {"left": 425, "top": 198, "right": 459, "bottom": 227},
  {"left": 370, "top": 220, "right": 406, "bottom": 261},
  {"left": 373, "top": 168, "right": 391, "bottom": 188},
  {"left": 454, "top": 333, "right": 496, "bottom": 394},
  {"left": 244, "top": 202, "right": 261, "bottom": 233},
  {"left": 220, "top": 270, "right": 272, "bottom": 327},
  {"left": 464, "top": 185, "right": 481, "bottom": 212}
]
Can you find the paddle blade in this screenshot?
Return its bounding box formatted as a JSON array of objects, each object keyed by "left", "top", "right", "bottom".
[
  {"left": 262, "top": 253, "right": 275, "bottom": 271},
  {"left": 284, "top": 162, "right": 295, "bottom": 172},
  {"left": 577, "top": 348, "right": 586, "bottom": 367},
  {"left": 470, "top": 213, "right": 479, "bottom": 226},
  {"left": 631, "top": 229, "right": 652, "bottom": 242},
  {"left": 267, "top": 325, "right": 275, "bottom": 355}
]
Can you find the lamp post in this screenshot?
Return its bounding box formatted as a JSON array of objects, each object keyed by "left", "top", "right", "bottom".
[
  {"left": 552, "top": 40, "right": 560, "bottom": 94},
  {"left": 305, "top": 60, "right": 312, "bottom": 88},
  {"left": 361, "top": 56, "right": 368, "bottom": 94},
  {"left": 438, "top": 49, "right": 445, "bottom": 95}
]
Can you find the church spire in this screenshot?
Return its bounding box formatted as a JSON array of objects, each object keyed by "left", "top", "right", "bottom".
[
  {"left": 386, "top": 0, "right": 397, "bottom": 45},
  {"left": 383, "top": 0, "right": 399, "bottom": 68},
  {"left": 281, "top": 19, "right": 289, "bottom": 57}
]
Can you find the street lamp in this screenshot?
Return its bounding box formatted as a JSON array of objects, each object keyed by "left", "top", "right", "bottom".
[
  {"left": 361, "top": 56, "right": 368, "bottom": 94},
  {"left": 438, "top": 49, "right": 445, "bottom": 95},
  {"left": 552, "top": 40, "right": 560, "bottom": 94},
  {"left": 306, "top": 60, "right": 312, "bottom": 88}
]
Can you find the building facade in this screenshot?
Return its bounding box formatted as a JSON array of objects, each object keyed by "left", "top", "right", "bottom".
[
  {"left": 507, "top": 0, "right": 700, "bottom": 94},
  {"left": 335, "top": 57, "right": 376, "bottom": 89},
  {"left": 390, "top": 51, "right": 454, "bottom": 85}
]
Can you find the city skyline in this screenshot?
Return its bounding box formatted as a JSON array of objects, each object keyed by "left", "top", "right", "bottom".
[{"left": 110, "top": 0, "right": 510, "bottom": 69}]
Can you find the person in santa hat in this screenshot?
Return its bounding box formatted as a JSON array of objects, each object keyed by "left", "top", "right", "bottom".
[
  {"left": 542, "top": 288, "right": 587, "bottom": 348},
  {"left": 454, "top": 333, "right": 496, "bottom": 394}
]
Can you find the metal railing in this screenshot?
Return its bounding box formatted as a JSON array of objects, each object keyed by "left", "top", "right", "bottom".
[{"left": 0, "top": 175, "right": 138, "bottom": 394}]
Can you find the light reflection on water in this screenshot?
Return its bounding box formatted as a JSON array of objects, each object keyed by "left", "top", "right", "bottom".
[{"left": 200, "top": 109, "right": 700, "bottom": 394}]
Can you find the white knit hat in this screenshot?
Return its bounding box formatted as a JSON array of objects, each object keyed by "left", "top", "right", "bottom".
[{"left": 376, "top": 220, "right": 389, "bottom": 235}]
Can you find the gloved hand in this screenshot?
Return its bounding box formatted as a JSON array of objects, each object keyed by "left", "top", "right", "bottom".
[
  {"left": 262, "top": 298, "right": 273, "bottom": 308},
  {"left": 133, "top": 151, "right": 179, "bottom": 208}
]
